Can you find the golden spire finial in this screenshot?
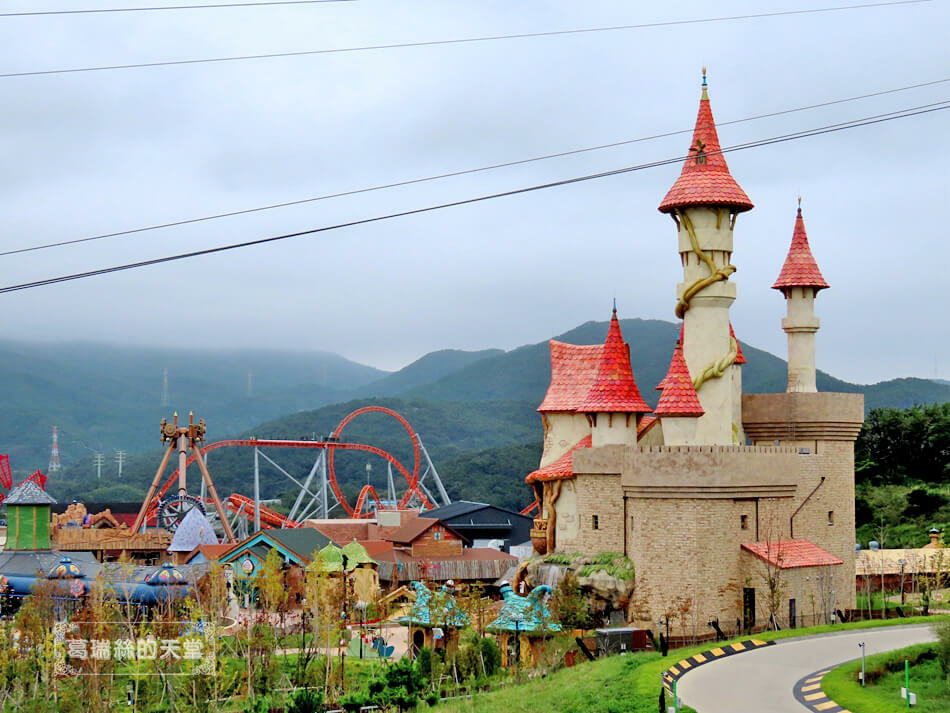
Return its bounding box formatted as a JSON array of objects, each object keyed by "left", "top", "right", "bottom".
[
  {"left": 701, "top": 67, "right": 708, "bottom": 100},
  {"left": 797, "top": 195, "right": 803, "bottom": 216}
]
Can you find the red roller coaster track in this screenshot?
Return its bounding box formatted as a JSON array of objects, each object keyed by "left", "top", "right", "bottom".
[{"left": 144, "top": 406, "right": 432, "bottom": 524}]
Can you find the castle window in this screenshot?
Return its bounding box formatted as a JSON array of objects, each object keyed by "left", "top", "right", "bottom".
[
  {"left": 592, "top": 515, "right": 600, "bottom": 530},
  {"left": 740, "top": 514, "right": 749, "bottom": 530},
  {"left": 827, "top": 510, "right": 834, "bottom": 526}
]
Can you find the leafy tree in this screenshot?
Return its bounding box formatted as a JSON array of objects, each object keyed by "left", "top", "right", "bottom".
[{"left": 552, "top": 571, "right": 592, "bottom": 630}]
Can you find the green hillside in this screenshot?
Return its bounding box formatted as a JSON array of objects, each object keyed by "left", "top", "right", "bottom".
[
  {"left": 354, "top": 349, "right": 504, "bottom": 397},
  {"left": 0, "top": 341, "right": 386, "bottom": 475},
  {"left": 404, "top": 318, "right": 950, "bottom": 410}
]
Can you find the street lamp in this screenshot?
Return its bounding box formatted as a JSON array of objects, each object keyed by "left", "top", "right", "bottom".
[
  {"left": 858, "top": 641, "right": 866, "bottom": 686},
  {"left": 511, "top": 612, "right": 525, "bottom": 674},
  {"left": 898, "top": 559, "right": 908, "bottom": 606}
]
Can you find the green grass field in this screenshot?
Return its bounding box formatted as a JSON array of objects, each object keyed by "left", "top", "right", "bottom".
[
  {"left": 822, "top": 641, "right": 950, "bottom": 712},
  {"left": 434, "top": 616, "right": 944, "bottom": 713}
]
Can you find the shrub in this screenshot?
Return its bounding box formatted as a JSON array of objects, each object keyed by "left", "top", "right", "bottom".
[
  {"left": 416, "top": 646, "right": 433, "bottom": 680},
  {"left": 935, "top": 618, "right": 950, "bottom": 676},
  {"left": 553, "top": 571, "right": 592, "bottom": 629},
  {"left": 479, "top": 636, "right": 502, "bottom": 677},
  {"left": 338, "top": 691, "right": 368, "bottom": 713},
  {"left": 288, "top": 688, "right": 324, "bottom": 713}
]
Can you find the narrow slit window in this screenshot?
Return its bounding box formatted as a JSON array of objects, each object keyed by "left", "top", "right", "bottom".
[
  {"left": 592, "top": 515, "right": 600, "bottom": 531},
  {"left": 827, "top": 510, "right": 835, "bottom": 526},
  {"left": 740, "top": 514, "right": 749, "bottom": 530}
]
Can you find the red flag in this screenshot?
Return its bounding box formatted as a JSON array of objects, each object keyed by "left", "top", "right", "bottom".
[
  {"left": 0, "top": 455, "right": 10, "bottom": 489},
  {"left": 24, "top": 470, "right": 47, "bottom": 489}
]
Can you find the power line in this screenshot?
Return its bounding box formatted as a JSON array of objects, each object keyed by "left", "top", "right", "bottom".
[
  {"left": 4, "top": 75, "right": 948, "bottom": 258},
  {"left": 0, "top": 0, "right": 353, "bottom": 17},
  {"left": 2, "top": 100, "right": 946, "bottom": 296},
  {"left": 0, "top": 1, "right": 928, "bottom": 79}
]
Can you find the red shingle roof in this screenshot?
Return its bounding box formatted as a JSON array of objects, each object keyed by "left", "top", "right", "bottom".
[
  {"left": 658, "top": 77, "right": 753, "bottom": 214},
  {"left": 654, "top": 342, "right": 704, "bottom": 417},
  {"left": 538, "top": 342, "right": 604, "bottom": 412},
  {"left": 730, "top": 323, "right": 747, "bottom": 364},
  {"left": 577, "top": 310, "right": 650, "bottom": 414},
  {"left": 637, "top": 415, "right": 658, "bottom": 437},
  {"left": 525, "top": 435, "right": 591, "bottom": 483},
  {"left": 772, "top": 206, "right": 829, "bottom": 292},
  {"left": 741, "top": 539, "right": 843, "bottom": 569}
]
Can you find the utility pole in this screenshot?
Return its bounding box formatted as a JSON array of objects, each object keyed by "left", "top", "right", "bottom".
[
  {"left": 115, "top": 450, "right": 127, "bottom": 478},
  {"left": 93, "top": 453, "right": 104, "bottom": 480},
  {"left": 161, "top": 368, "right": 169, "bottom": 407},
  {"left": 48, "top": 426, "right": 62, "bottom": 473}
]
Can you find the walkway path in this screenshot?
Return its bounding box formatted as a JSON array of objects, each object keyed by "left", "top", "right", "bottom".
[{"left": 676, "top": 624, "right": 936, "bottom": 713}]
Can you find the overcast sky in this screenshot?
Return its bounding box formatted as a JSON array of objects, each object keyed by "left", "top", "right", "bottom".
[{"left": 1, "top": 0, "right": 947, "bottom": 384}]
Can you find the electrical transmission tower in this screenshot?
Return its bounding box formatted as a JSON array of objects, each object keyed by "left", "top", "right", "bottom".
[
  {"left": 115, "top": 450, "right": 127, "bottom": 478},
  {"left": 93, "top": 453, "right": 104, "bottom": 480},
  {"left": 48, "top": 426, "right": 62, "bottom": 472},
  {"left": 161, "top": 368, "right": 169, "bottom": 406}
]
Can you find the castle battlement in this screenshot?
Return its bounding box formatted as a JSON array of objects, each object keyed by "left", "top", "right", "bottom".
[{"left": 636, "top": 444, "right": 799, "bottom": 455}]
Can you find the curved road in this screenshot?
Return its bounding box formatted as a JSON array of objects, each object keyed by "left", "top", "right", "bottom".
[{"left": 677, "top": 624, "right": 936, "bottom": 712}]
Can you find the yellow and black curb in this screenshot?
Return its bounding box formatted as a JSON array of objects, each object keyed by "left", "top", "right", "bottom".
[
  {"left": 793, "top": 668, "right": 851, "bottom": 713},
  {"left": 661, "top": 639, "right": 775, "bottom": 694}
]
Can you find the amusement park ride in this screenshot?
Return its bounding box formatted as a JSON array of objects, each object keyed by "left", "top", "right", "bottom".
[{"left": 130, "top": 406, "right": 452, "bottom": 543}]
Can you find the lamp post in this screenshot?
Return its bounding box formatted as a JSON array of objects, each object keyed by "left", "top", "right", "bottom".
[
  {"left": 340, "top": 553, "right": 350, "bottom": 692},
  {"left": 858, "top": 641, "right": 866, "bottom": 686},
  {"left": 511, "top": 612, "right": 525, "bottom": 675},
  {"left": 898, "top": 559, "right": 908, "bottom": 606}
]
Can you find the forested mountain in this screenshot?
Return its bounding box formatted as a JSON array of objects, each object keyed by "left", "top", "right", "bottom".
[
  {"left": 9, "top": 318, "right": 950, "bottom": 513},
  {"left": 405, "top": 319, "right": 950, "bottom": 411},
  {"left": 0, "top": 341, "right": 387, "bottom": 474}
]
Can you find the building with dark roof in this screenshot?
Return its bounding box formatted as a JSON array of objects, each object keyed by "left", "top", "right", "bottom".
[{"left": 423, "top": 501, "right": 533, "bottom": 552}]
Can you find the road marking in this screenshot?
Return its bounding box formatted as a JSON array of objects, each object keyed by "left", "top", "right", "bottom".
[
  {"left": 710, "top": 647, "right": 725, "bottom": 656},
  {"left": 801, "top": 683, "right": 821, "bottom": 691},
  {"left": 814, "top": 701, "right": 837, "bottom": 711},
  {"left": 731, "top": 642, "right": 746, "bottom": 651},
  {"left": 804, "top": 692, "right": 826, "bottom": 701}
]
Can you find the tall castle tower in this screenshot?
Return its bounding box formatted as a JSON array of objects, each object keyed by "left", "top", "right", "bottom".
[
  {"left": 772, "top": 201, "right": 829, "bottom": 392},
  {"left": 658, "top": 71, "right": 753, "bottom": 444}
]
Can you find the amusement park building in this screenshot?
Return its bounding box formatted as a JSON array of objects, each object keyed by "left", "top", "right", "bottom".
[{"left": 525, "top": 74, "right": 863, "bottom": 633}]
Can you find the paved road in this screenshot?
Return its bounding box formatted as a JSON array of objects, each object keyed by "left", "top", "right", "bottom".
[{"left": 677, "top": 624, "right": 936, "bottom": 713}]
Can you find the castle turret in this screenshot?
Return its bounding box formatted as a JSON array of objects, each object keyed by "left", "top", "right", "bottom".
[
  {"left": 654, "top": 340, "right": 704, "bottom": 445},
  {"left": 578, "top": 306, "right": 650, "bottom": 447},
  {"left": 659, "top": 71, "right": 753, "bottom": 444},
  {"left": 772, "top": 201, "right": 829, "bottom": 392}
]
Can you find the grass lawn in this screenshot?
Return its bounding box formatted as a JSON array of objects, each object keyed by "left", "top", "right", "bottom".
[
  {"left": 434, "top": 616, "right": 944, "bottom": 713},
  {"left": 822, "top": 642, "right": 950, "bottom": 712}
]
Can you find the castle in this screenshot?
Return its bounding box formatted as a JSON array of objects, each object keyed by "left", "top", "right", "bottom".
[{"left": 525, "top": 73, "right": 864, "bottom": 633}]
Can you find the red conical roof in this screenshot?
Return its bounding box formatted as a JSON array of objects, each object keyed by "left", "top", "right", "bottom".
[
  {"left": 578, "top": 309, "right": 651, "bottom": 413},
  {"left": 729, "top": 323, "right": 747, "bottom": 365},
  {"left": 658, "top": 74, "right": 753, "bottom": 214},
  {"left": 772, "top": 205, "right": 829, "bottom": 292},
  {"left": 654, "top": 341, "right": 704, "bottom": 417}
]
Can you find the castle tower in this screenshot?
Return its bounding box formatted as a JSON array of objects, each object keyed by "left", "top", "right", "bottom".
[
  {"left": 658, "top": 71, "right": 753, "bottom": 444},
  {"left": 772, "top": 201, "right": 829, "bottom": 392},
  {"left": 654, "top": 340, "right": 704, "bottom": 444},
  {"left": 578, "top": 306, "right": 651, "bottom": 446}
]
